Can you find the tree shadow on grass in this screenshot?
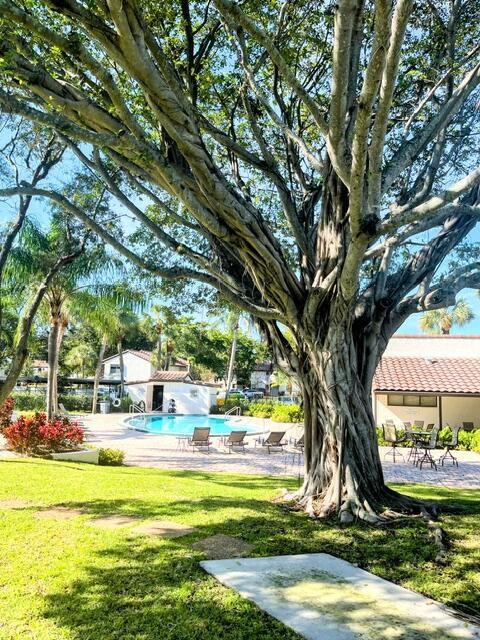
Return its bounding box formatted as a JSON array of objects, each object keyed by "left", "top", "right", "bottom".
[
  {"left": 41, "top": 503, "right": 480, "bottom": 640},
  {"left": 38, "top": 493, "right": 480, "bottom": 639}
]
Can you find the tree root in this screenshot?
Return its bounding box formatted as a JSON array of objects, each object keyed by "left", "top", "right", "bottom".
[
  {"left": 277, "top": 487, "right": 450, "bottom": 565},
  {"left": 421, "top": 507, "right": 449, "bottom": 564}
]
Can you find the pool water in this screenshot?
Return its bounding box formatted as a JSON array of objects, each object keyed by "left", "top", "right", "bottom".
[{"left": 126, "top": 414, "right": 258, "bottom": 436}]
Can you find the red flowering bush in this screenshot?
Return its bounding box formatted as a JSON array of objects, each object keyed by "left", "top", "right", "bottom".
[
  {"left": 0, "top": 397, "right": 15, "bottom": 430},
  {"left": 3, "top": 412, "right": 84, "bottom": 454}
]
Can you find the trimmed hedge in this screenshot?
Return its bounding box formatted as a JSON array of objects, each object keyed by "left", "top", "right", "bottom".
[
  {"left": 245, "top": 401, "right": 274, "bottom": 418},
  {"left": 245, "top": 401, "right": 303, "bottom": 422},
  {"left": 98, "top": 448, "right": 125, "bottom": 466},
  {"left": 270, "top": 404, "right": 303, "bottom": 423},
  {"left": 11, "top": 392, "right": 93, "bottom": 413}
]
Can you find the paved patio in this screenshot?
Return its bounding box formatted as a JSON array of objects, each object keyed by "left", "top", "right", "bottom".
[
  {"left": 1, "top": 413, "right": 479, "bottom": 488},
  {"left": 86, "top": 414, "right": 480, "bottom": 487}
]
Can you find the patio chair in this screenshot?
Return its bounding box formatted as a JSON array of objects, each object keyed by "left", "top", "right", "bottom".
[
  {"left": 382, "top": 423, "right": 406, "bottom": 462},
  {"left": 438, "top": 425, "right": 461, "bottom": 467},
  {"left": 225, "top": 430, "right": 247, "bottom": 453},
  {"left": 462, "top": 422, "right": 475, "bottom": 432},
  {"left": 425, "top": 423, "right": 435, "bottom": 431},
  {"left": 188, "top": 427, "right": 212, "bottom": 453},
  {"left": 262, "top": 431, "right": 287, "bottom": 453},
  {"left": 416, "top": 425, "right": 441, "bottom": 470},
  {"left": 294, "top": 433, "right": 304, "bottom": 453},
  {"left": 413, "top": 420, "right": 424, "bottom": 429},
  {"left": 403, "top": 423, "right": 419, "bottom": 463}
]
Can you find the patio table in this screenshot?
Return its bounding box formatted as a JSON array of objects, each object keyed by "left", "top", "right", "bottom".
[
  {"left": 411, "top": 431, "right": 437, "bottom": 470},
  {"left": 407, "top": 431, "right": 431, "bottom": 465}
]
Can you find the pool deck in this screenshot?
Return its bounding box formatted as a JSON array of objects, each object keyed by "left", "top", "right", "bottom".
[
  {"left": 62, "top": 414, "right": 480, "bottom": 487},
  {"left": 1, "top": 413, "right": 479, "bottom": 487}
]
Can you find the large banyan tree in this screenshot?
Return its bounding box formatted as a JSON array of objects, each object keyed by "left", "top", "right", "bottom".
[{"left": 0, "top": 0, "right": 479, "bottom": 520}]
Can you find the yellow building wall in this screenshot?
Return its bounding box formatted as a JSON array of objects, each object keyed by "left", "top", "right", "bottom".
[
  {"left": 441, "top": 396, "right": 480, "bottom": 428},
  {"left": 374, "top": 394, "right": 439, "bottom": 426},
  {"left": 374, "top": 393, "right": 480, "bottom": 428}
]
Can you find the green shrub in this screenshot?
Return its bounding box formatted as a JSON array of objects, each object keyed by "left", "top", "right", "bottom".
[
  {"left": 212, "top": 397, "right": 250, "bottom": 415},
  {"left": 10, "top": 393, "right": 45, "bottom": 411},
  {"left": 457, "top": 429, "right": 475, "bottom": 450},
  {"left": 270, "top": 404, "right": 303, "bottom": 423},
  {"left": 376, "top": 426, "right": 407, "bottom": 446},
  {"left": 246, "top": 401, "right": 274, "bottom": 418},
  {"left": 98, "top": 448, "right": 125, "bottom": 466},
  {"left": 471, "top": 430, "right": 480, "bottom": 453},
  {"left": 59, "top": 394, "right": 92, "bottom": 413},
  {"left": 119, "top": 396, "right": 132, "bottom": 412},
  {"left": 439, "top": 426, "right": 476, "bottom": 450},
  {"left": 10, "top": 392, "right": 93, "bottom": 413}
]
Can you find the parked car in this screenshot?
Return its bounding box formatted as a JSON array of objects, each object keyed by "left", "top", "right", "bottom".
[
  {"left": 217, "top": 390, "right": 246, "bottom": 402},
  {"left": 242, "top": 388, "right": 265, "bottom": 400}
]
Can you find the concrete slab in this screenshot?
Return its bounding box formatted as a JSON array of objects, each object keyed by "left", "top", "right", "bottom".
[
  {"left": 194, "top": 534, "right": 253, "bottom": 559},
  {"left": 51, "top": 449, "right": 99, "bottom": 464},
  {"left": 201, "top": 553, "right": 480, "bottom": 640},
  {"left": 34, "top": 507, "right": 84, "bottom": 520},
  {"left": 88, "top": 514, "right": 138, "bottom": 528},
  {"left": 131, "top": 520, "right": 195, "bottom": 538}
]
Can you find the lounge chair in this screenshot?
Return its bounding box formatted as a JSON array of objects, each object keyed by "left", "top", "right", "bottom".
[
  {"left": 262, "top": 431, "right": 286, "bottom": 453},
  {"left": 225, "top": 430, "right": 247, "bottom": 453},
  {"left": 58, "top": 403, "right": 85, "bottom": 426},
  {"left": 382, "top": 423, "right": 406, "bottom": 462},
  {"left": 188, "top": 427, "right": 212, "bottom": 453},
  {"left": 438, "top": 425, "right": 460, "bottom": 467}
]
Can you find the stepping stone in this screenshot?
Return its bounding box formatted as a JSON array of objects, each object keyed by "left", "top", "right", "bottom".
[
  {"left": 0, "top": 499, "right": 32, "bottom": 509},
  {"left": 131, "top": 520, "right": 196, "bottom": 538},
  {"left": 88, "top": 515, "right": 138, "bottom": 528},
  {"left": 34, "top": 506, "right": 84, "bottom": 520},
  {"left": 193, "top": 534, "right": 253, "bottom": 559}
]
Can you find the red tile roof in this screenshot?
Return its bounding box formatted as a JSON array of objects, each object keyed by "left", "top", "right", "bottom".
[
  {"left": 373, "top": 356, "right": 480, "bottom": 394},
  {"left": 127, "top": 349, "right": 152, "bottom": 361},
  {"left": 150, "top": 371, "right": 191, "bottom": 382}
]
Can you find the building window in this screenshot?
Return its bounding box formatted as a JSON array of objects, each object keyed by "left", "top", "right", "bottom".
[
  {"left": 387, "top": 394, "right": 437, "bottom": 407},
  {"left": 109, "top": 365, "right": 121, "bottom": 375}
]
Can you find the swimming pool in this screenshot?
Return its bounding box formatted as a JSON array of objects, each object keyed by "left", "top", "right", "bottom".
[{"left": 125, "top": 414, "right": 259, "bottom": 436}]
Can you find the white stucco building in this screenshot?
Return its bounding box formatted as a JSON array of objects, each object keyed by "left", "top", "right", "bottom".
[
  {"left": 373, "top": 335, "right": 480, "bottom": 428},
  {"left": 102, "top": 350, "right": 218, "bottom": 414}
]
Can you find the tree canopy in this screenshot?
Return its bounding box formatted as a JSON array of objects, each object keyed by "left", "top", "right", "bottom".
[{"left": 0, "top": 1, "right": 479, "bottom": 519}]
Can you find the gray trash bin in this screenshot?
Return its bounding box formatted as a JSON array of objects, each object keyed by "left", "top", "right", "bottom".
[{"left": 99, "top": 400, "right": 110, "bottom": 414}]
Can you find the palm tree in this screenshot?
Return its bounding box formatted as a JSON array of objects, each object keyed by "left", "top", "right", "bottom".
[
  {"left": 419, "top": 299, "right": 475, "bottom": 335},
  {"left": 112, "top": 308, "right": 140, "bottom": 398}
]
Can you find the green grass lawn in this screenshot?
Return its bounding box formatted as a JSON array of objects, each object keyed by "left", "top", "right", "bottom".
[{"left": 0, "top": 459, "right": 478, "bottom": 639}]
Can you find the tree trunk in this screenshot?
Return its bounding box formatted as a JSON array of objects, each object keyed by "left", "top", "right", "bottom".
[
  {"left": 290, "top": 319, "right": 422, "bottom": 522},
  {"left": 155, "top": 325, "right": 162, "bottom": 370},
  {"left": 51, "top": 321, "right": 66, "bottom": 415},
  {"left": 225, "top": 321, "right": 238, "bottom": 393},
  {"left": 92, "top": 334, "right": 108, "bottom": 414},
  {"left": 117, "top": 338, "right": 125, "bottom": 397},
  {"left": 46, "top": 321, "right": 60, "bottom": 419}
]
